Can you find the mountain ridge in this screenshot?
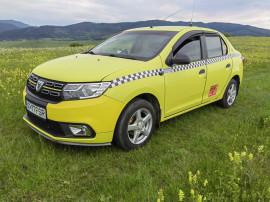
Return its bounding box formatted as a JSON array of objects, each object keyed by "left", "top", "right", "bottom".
[
  {"left": 0, "top": 20, "right": 31, "bottom": 28},
  {"left": 0, "top": 20, "right": 31, "bottom": 33},
  {"left": 0, "top": 20, "right": 269, "bottom": 41}
]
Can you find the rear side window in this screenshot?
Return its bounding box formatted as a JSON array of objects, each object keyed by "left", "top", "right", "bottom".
[
  {"left": 221, "top": 38, "right": 228, "bottom": 55},
  {"left": 205, "top": 36, "right": 225, "bottom": 58},
  {"left": 176, "top": 36, "right": 202, "bottom": 62}
]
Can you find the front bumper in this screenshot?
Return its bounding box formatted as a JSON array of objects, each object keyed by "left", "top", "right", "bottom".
[{"left": 23, "top": 89, "right": 125, "bottom": 145}]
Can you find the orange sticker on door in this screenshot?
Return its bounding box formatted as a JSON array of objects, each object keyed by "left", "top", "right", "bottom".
[{"left": 208, "top": 84, "right": 218, "bottom": 97}]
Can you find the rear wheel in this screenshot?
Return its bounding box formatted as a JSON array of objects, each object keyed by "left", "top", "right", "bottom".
[
  {"left": 113, "top": 99, "right": 156, "bottom": 151},
  {"left": 218, "top": 79, "right": 238, "bottom": 108}
]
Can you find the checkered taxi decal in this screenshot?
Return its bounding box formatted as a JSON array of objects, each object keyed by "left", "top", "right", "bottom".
[
  {"left": 110, "top": 69, "right": 162, "bottom": 88},
  {"left": 109, "top": 53, "right": 241, "bottom": 89}
]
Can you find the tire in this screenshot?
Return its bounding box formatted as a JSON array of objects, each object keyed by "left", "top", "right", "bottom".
[
  {"left": 218, "top": 79, "right": 238, "bottom": 108},
  {"left": 113, "top": 98, "right": 156, "bottom": 151}
]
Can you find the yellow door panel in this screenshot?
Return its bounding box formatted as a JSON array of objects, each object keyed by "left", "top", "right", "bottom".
[
  {"left": 203, "top": 58, "right": 232, "bottom": 102},
  {"left": 164, "top": 64, "right": 206, "bottom": 117}
]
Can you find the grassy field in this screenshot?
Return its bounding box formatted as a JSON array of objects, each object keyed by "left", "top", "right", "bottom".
[
  {"left": 0, "top": 37, "right": 270, "bottom": 201},
  {"left": 0, "top": 39, "right": 100, "bottom": 48}
]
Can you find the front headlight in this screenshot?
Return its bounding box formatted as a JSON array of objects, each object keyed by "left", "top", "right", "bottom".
[{"left": 63, "top": 82, "right": 111, "bottom": 100}]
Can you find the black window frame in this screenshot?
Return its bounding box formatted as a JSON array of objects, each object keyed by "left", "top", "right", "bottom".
[
  {"left": 175, "top": 34, "right": 203, "bottom": 63},
  {"left": 220, "top": 37, "right": 228, "bottom": 55},
  {"left": 166, "top": 30, "right": 229, "bottom": 66},
  {"left": 166, "top": 30, "right": 207, "bottom": 66}
]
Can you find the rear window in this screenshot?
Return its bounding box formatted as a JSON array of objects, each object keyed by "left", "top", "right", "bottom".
[{"left": 205, "top": 36, "right": 224, "bottom": 58}]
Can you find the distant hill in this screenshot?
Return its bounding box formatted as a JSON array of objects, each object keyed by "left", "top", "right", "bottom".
[
  {"left": 0, "top": 20, "right": 30, "bottom": 28},
  {"left": 0, "top": 20, "right": 31, "bottom": 33},
  {"left": 0, "top": 20, "right": 269, "bottom": 41}
]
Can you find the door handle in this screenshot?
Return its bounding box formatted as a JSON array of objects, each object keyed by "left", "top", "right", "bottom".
[
  {"left": 159, "top": 70, "right": 164, "bottom": 76},
  {"left": 199, "top": 69, "right": 205, "bottom": 74},
  {"left": 226, "top": 63, "right": 231, "bottom": 68}
]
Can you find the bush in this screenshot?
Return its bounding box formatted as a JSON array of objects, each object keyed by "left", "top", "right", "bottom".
[
  {"left": 224, "top": 33, "right": 232, "bottom": 37},
  {"left": 69, "top": 42, "right": 83, "bottom": 47}
]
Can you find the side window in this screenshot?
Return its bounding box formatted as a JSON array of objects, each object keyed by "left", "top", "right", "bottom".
[
  {"left": 205, "top": 36, "right": 227, "bottom": 58},
  {"left": 175, "top": 36, "right": 202, "bottom": 62}
]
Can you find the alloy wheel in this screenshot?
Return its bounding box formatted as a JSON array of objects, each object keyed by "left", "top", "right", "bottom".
[{"left": 127, "top": 108, "right": 153, "bottom": 144}]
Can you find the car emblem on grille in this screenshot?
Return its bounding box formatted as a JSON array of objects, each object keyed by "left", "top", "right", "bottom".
[{"left": 36, "top": 80, "right": 45, "bottom": 92}]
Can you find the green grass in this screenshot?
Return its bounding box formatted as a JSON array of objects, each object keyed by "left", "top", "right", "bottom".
[
  {"left": 0, "top": 37, "right": 270, "bottom": 201},
  {"left": 0, "top": 39, "right": 101, "bottom": 48}
]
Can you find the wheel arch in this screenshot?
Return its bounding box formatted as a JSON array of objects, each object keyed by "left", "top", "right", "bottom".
[
  {"left": 114, "top": 92, "right": 162, "bottom": 135},
  {"left": 231, "top": 74, "right": 240, "bottom": 94},
  {"left": 134, "top": 93, "right": 161, "bottom": 130},
  {"left": 231, "top": 74, "right": 240, "bottom": 85}
]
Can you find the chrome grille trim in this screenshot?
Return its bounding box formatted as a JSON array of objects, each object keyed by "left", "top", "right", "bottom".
[{"left": 27, "top": 73, "right": 65, "bottom": 102}]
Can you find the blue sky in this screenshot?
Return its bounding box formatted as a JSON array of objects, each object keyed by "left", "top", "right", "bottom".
[{"left": 1, "top": 0, "right": 270, "bottom": 29}]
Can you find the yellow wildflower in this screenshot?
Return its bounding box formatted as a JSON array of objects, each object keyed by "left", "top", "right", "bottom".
[
  {"left": 203, "top": 179, "right": 208, "bottom": 187},
  {"left": 228, "top": 153, "right": 234, "bottom": 161},
  {"left": 234, "top": 152, "right": 241, "bottom": 164},
  {"left": 157, "top": 188, "right": 164, "bottom": 201},
  {"left": 190, "top": 189, "right": 195, "bottom": 196},
  {"left": 178, "top": 189, "right": 185, "bottom": 201},
  {"left": 241, "top": 152, "right": 246, "bottom": 157},
  {"left": 193, "top": 174, "right": 197, "bottom": 184},
  {"left": 248, "top": 153, "right": 253, "bottom": 160},
  {"left": 188, "top": 172, "right": 193, "bottom": 183},
  {"left": 258, "top": 145, "right": 264, "bottom": 153},
  {"left": 198, "top": 195, "right": 203, "bottom": 202}
]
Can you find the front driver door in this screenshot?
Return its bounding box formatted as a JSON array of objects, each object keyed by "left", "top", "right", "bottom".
[{"left": 164, "top": 34, "right": 207, "bottom": 117}]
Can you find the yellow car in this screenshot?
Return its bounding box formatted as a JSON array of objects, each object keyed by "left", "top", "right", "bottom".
[{"left": 23, "top": 26, "right": 244, "bottom": 150}]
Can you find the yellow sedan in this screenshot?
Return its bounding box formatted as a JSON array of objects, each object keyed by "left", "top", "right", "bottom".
[{"left": 23, "top": 26, "right": 244, "bottom": 150}]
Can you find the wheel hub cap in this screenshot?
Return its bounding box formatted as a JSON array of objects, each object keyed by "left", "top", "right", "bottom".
[
  {"left": 137, "top": 121, "right": 144, "bottom": 130},
  {"left": 127, "top": 108, "right": 153, "bottom": 145},
  {"left": 227, "top": 83, "right": 237, "bottom": 105}
]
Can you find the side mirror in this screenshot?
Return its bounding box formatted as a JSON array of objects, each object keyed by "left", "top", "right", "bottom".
[{"left": 171, "top": 53, "right": 190, "bottom": 65}]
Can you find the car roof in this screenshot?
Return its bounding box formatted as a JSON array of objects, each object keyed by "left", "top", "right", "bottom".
[{"left": 126, "top": 26, "right": 219, "bottom": 33}]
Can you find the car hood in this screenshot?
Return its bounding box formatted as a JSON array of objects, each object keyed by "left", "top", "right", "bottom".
[{"left": 32, "top": 54, "right": 143, "bottom": 82}]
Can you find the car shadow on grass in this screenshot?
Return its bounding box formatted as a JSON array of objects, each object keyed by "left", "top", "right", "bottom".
[{"left": 25, "top": 102, "right": 223, "bottom": 155}]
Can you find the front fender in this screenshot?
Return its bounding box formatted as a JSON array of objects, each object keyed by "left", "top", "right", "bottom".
[{"left": 104, "top": 74, "right": 165, "bottom": 120}]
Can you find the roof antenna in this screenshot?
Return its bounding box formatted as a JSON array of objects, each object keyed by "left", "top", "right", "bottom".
[
  {"left": 190, "top": 0, "right": 196, "bottom": 26},
  {"left": 162, "top": 9, "right": 182, "bottom": 21},
  {"left": 150, "top": 9, "right": 182, "bottom": 28}
]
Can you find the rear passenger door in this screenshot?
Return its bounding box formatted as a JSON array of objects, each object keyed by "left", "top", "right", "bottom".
[{"left": 202, "top": 34, "right": 232, "bottom": 103}]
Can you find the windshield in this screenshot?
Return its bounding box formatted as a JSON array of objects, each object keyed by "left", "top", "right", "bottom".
[{"left": 87, "top": 31, "right": 177, "bottom": 61}]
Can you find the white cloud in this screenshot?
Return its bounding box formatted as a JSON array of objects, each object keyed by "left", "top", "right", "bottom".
[{"left": 0, "top": 0, "right": 269, "bottom": 29}]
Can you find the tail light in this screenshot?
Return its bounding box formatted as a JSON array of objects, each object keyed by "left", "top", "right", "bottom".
[{"left": 241, "top": 56, "right": 245, "bottom": 64}]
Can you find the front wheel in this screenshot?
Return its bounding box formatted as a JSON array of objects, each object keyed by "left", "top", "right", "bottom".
[
  {"left": 218, "top": 79, "right": 238, "bottom": 108},
  {"left": 113, "top": 98, "right": 156, "bottom": 151}
]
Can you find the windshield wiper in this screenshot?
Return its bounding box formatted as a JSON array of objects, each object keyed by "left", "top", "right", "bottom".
[
  {"left": 88, "top": 51, "right": 96, "bottom": 55},
  {"left": 108, "top": 54, "right": 138, "bottom": 60},
  {"left": 119, "top": 55, "right": 138, "bottom": 60},
  {"left": 84, "top": 50, "right": 96, "bottom": 55}
]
